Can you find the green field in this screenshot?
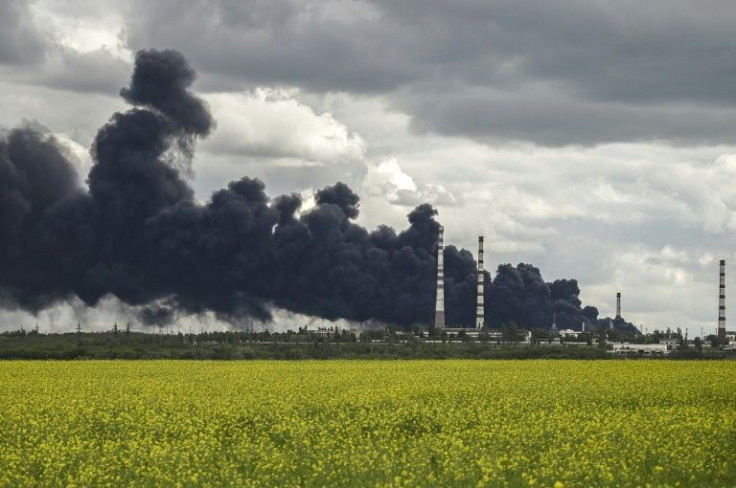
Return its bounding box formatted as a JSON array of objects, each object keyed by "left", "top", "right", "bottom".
[{"left": 1, "top": 360, "right": 734, "bottom": 487}]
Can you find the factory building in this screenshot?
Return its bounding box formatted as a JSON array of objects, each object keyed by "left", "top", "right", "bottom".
[{"left": 610, "top": 343, "right": 671, "bottom": 356}]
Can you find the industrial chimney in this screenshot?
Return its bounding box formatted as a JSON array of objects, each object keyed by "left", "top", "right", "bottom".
[
  {"left": 476, "top": 236, "right": 485, "bottom": 329},
  {"left": 719, "top": 260, "right": 726, "bottom": 340},
  {"left": 434, "top": 226, "right": 445, "bottom": 329},
  {"left": 616, "top": 292, "right": 622, "bottom": 320}
]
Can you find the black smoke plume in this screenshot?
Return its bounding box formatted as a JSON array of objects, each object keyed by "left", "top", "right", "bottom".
[
  {"left": 484, "top": 265, "right": 597, "bottom": 330},
  {"left": 0, "top": 49, "right": 601, "bottom": 330}
]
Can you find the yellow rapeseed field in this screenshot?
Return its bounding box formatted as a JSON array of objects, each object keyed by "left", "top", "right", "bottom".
[{"left": 0, "top": 360, "right": 734, "bottom": 487}]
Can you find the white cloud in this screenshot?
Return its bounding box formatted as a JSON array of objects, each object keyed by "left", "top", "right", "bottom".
[
  {"left": 361, "top": 157, "right": 456, "bottom": 206},
  {"left": 32, "top": 0, "right": 131, "bottom": 59},
  {"left": 202, "top": 88, "right": 366, "bottom": 165},
  {"left": 0, "top": 295, "right": 377, "bottom": 334},
  {"left": 362, "top": 157, "right": 417, "bottom": 197},
  {"left": 54, "top": 132, "right": 93, "bottom": 184},
  {"left": 265, "top": 307, "right": 379, "bottom": 333}
]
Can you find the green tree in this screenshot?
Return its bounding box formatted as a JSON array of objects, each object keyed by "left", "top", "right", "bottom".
[
  {"left": 502, "top": 322, "right": 521, "bottom": 344},
  {"left": 595, "top": 327, "right": 607, "bottom": 347},
  {"left": 531, "top": 328, "right": 549, "bottom": 344}
]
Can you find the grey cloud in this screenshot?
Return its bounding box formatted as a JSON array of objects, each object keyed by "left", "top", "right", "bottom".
[
  {"left": 124, "top": 0, "right": 736, "bottom": 146},
  {"left": 0, "top": 0, "right": 130, "bottom": 96},
  {"left": 125, "top": 1, "right": 420, "bottom": 93},
  {"left": 34, "top": 49, "right": 131, "bottom": 95},
  {"left": 0, "top": 0, "right": 135, "bottom": 96},
  {"left": 400, "top": 84, "right": 736, "bottom": 146},
  {"left": 392, "top": 188, "right": 458, "bottom": 208},
  {"left": 0, "top": 0, "right": 49, "bottom": 65},
  {"left": 0, "top": 76, "right": 127, "bottom": 147},
  {"left": 374, "top": 0, "right": 736, "bottom": 106}
]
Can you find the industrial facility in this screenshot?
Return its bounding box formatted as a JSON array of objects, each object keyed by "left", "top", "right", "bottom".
[{"left": 432, "top": 226, "right": 735, "bottom": 349}]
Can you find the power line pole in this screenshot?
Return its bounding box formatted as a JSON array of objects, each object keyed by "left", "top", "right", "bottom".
[{"left": 76, "top": 321, "right": 83, "bottom": 346}]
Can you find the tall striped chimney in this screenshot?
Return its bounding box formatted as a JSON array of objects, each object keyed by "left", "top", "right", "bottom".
[
  {"left": 476, "top": 236, "right": 485, "bottom": 329},
  {"left": 719, "top": 260, "right": 726, "bottom": 339},
  {"left": 616, "top": 292, "right": 621, "bottom": 319},
  {"left": 434, "top": 226, "right": 445, "bottom": 329}
]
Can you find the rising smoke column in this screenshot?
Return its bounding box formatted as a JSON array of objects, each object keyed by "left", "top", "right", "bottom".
[
  {"left": 0, "top": 49, "right": 215, "bottom": 318},
  {"left": 0, "top": 48, "right": 601, "bottom": 330},
  {"left": 85, "top": 49, "right": 214, "bottom": 307}
]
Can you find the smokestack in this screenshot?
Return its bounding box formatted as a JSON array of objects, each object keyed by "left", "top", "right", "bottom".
[
  {"left": 719, "top": 260, "right": 726, "bottom": 339},
  {"left": 434, "top": 226, "right": 445, "bottom": 328},
  {"left": 616, "top": 292, "right": 621, "bottom": 319},
  {"left": 476, "top": 236, "right": 484, "bottom": 329}
]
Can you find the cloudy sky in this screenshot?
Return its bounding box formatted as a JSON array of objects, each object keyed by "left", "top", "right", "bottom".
[{"left": 2, "top": 0, "right": 736, "bottom": 334}]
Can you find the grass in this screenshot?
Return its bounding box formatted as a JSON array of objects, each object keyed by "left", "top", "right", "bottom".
[{"left": 1, "top": 360, "right": 734, "bottom": 487}]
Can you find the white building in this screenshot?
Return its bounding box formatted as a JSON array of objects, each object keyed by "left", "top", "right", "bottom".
[
  {"left": 559, "top": 329, "right": 582, "bottom": 339},
  {"left": 610, "top": 343, "right": 671, "bottom": 356}
]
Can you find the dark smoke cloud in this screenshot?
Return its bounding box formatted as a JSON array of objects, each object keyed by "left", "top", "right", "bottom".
[
  {"left": 120, "top": 49, "right": 214, "bottom": 137},
  {"left": 0, "top": 125, "right": 82, "bottom": 310},
  {"left": 483, "top": 265, "right": 597, "bottom": 331},
  {"left": 314, "top": 182, "right": 360, "bottom": 219},
  {"left": 0, "top": 48, "right": 602, "bottom": 330}
]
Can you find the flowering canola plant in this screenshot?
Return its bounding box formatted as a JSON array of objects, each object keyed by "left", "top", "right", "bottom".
[{"left": 0, "top": 360, "right": 734, "bottom": 487}]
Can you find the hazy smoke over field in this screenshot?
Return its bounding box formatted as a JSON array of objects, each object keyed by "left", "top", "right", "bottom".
[{"left": 0, "top": 49, "right": 599, "bottom": 330}]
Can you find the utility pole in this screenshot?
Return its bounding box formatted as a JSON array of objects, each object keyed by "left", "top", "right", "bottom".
[{"left": 76, "top": 321, "right": 82, "bottom": 346}]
